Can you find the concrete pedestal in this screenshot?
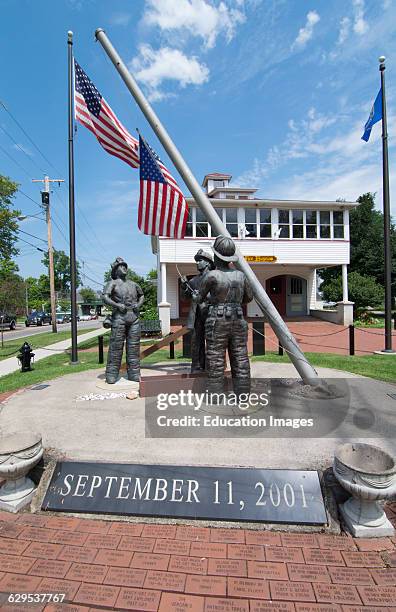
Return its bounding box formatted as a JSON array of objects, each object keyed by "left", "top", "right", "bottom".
[
  {"left": 340, "top": 497, "right": 394, "bottom": 537},
  {"left": 158, "top": 301, "right": 171, "bottom": 336}
]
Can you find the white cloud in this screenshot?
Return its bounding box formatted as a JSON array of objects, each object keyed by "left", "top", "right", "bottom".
[
  {"left": 292, "top": 10, "right": 320, "bottom": 50},
  {"left": 130, "top": 45, "right": 209, "bottom": 101},
  {"left": 353, "top": 0, "right": 368, "bottom": 35},
  {"left": 109, "top": 12, "right": 131, "bottom": 26},
  {"left": 337, "top": 16, "right": 351, "bottom": 45},
  {"left": 13, "top": 143, "right": 33, "bottom": 156},
  {"left": 143, "top": 0, "right": 245, "bottom": 49}
]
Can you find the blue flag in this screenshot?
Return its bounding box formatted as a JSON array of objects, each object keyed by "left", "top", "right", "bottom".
[{"left": 362, "top": 87, "right": 382, "bottom": 142}]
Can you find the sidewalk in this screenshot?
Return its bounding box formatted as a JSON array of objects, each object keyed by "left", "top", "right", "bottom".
[
  {"left": 0, "top": 328, "right": 108, "bottom": 377},
  {"left": 0, "top": 507, "right": 396, "bottom": 610}
]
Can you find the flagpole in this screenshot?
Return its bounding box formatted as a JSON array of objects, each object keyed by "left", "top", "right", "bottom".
[
  {"left": 379, "top": 56, "right": 394, "bottom": 353},
  {"left": 68, "top": 31, "right": 78, "bottom": 363},
  {"left": 95, "top": 28, "right": 318, "bottom": 384}
]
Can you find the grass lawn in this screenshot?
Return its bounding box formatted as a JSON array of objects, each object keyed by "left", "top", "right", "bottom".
[
  {"left": 0, "top": 328, "right": 97, "bottom": 361},
  {"left": 0, "top": 340, "right": 395, "bottom": 395}
]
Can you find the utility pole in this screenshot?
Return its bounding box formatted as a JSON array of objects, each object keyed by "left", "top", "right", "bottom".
[{"left": 32, "top": 176, "right": 65, "bottom": 333}]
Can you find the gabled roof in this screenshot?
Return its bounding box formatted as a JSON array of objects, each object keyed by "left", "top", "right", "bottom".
[{"left": 202, "top": 173, "right": 232, "bottom": 187}]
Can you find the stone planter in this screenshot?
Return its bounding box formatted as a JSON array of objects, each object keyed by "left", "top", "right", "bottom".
[
  {"left": 333, "top": 442, "right": 396, "bottom": 537},
  {"left": 0, "top": 432, "right": 43, "bottom": 512}
]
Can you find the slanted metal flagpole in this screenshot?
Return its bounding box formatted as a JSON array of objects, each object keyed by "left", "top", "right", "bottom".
[
  {"left": 68, "top": 31, "right": 78, "bottom": 363},
  {"left": 379, "top": 56, "right": 394, "bottom": 353},
  {"left": 94, "top": 28, "right": 318, "bottom": 383}
]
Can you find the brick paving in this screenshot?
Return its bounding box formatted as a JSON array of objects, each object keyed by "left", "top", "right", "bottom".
[{"left": 0, "top": 505, "right": 396, "bottom": 610}]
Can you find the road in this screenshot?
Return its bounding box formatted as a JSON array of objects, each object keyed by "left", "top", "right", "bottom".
[{"left": 1, "top": 319, "right": 102, "bottom": 342}]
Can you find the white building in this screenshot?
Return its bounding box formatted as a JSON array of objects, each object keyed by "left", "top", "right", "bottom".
[{"left": 152, "top": 173, "right": 358, "bottom": 335}]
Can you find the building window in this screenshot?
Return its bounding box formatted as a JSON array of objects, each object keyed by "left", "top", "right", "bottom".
[
  {"left": 213, "top": 180, "right": 226, "bottom": 188},
  {"left": 185, "top": 208, "right": 193, "bottom": 237},
  {"left": 259, "top": 209, "right": 272, "bottom": 238},
  {"left": 333, "top": 211, "right": 344, "bottom": 238},
  {"left": 278, "top": 209, "right": 290, "bottom": 238},
  {"left": 245, "top": 209, "right": 257, "bottom": 238},
  {"left": 196, "top": 208, "right": 209, "bottom": 237},
  {"left": 320, "top": 211, "right": 331, "bottom": 238},
  {"left": 225, "top": 208, "right": 238, "bottom": 237},
  {"left": 306, "top": 210, "right": 317, "bottom": 238},
  {"left": 292, "top": 210, "right": 304, "bottom": 238},
  {"left": 290, "top": 277, "right": 303, "bottom": 294}
]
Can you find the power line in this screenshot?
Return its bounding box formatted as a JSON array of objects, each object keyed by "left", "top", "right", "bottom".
[
  {"left": 18, "top": 229, "right": 47, "bottom": 244},
  {"left": 17, "top": 237, "right": 46, "bottom": 252},
  {"left": 0, "top": 124, "right": 47, "bottom": 175},
  {"left": 0, "top": 142, "right": 32, "bottom": 179}
]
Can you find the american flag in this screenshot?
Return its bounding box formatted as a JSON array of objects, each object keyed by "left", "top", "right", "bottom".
[
  {"left": 138, "top": 135, "right": 188, "bottom": 238},
  {"left": 74, "top": 60, "right": 139, "bottom": 169}
]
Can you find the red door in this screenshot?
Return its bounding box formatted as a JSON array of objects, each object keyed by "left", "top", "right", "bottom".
[{"left": 266, "top": 275, "right": 286, "bottom": 315}]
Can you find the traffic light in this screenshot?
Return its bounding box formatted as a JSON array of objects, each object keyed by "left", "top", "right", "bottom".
[{"left": 41, "top": 191, "right": 49, "bottom": 205}]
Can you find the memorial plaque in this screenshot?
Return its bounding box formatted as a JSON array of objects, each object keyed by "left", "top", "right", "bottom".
[{"left": 42, "top": 461, "right": 327, "bottom": 525}]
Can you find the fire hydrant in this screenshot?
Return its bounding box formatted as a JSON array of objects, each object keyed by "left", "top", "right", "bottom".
[{"left": 17, "top": 342, "right": 35, "bottom": 372}]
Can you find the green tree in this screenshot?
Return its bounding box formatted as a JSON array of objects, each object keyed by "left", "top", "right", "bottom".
[
  {"left": 25, "top": 276, "right": 50, "bottom": 311},
  {"left": 0, "top": 175, "right": 21, "bottom": 275},
  {"left": 0, "top": 272, "right": 26, "bottom": 315},
  {"left": 322, "top": 271, "right": 384, "bottom": 313},
  {"left": 41, "top": 249, "right": 81, "bottom": 293},
  {"left": 79, "top": 287, "right": 97, "bottom": 303}
]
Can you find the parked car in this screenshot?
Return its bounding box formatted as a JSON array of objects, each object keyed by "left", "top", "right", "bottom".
[
  {"left": 56, "top": 312, "right": 71, "bottom": 324},
  {"left": 25, "top": 311, "right": 52, "bottom": 327},
  {"left": 79, "top": 314, "right": 92, "bottom": 321},
  {"left": 0, "top": 312, "right": 17, "bottom": 331}
]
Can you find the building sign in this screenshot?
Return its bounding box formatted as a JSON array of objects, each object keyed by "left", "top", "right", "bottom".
[
  {"left": 42, "top": 461, "right": 327, "bottom": 524},
  {"left": 245, "top": 255, "right": 277, "bottom": 263}
]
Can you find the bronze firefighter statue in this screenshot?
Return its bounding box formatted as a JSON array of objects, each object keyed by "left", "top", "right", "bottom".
[
  {"left": 194, "top": 235, "right": 253, "bottom": 395},
  {"left": 103, "top": 257, "right": 144, "bottom": 384},
  {"left": 180, "top": 249, "right": 214, "bottom": 373}
]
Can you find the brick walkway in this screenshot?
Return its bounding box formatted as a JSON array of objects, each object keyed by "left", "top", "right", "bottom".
[{"left": 1, "top": 506, "right": 396, "bottom": 610}]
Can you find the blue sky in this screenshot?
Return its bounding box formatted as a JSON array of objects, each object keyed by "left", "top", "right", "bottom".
[{"left": 1, "top": 0, "right": 395, "bottom": 289}]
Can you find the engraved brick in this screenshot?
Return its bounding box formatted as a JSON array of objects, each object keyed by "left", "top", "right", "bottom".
[
  {"left": 205, "top": 597, "right": 249, "bottom": 611},
  {"left": 84, "top": 533, "right": 120, "bottom": 549},
  {"left": 317, "top": 535, "right": 356, "bottom": 551},
  {"left": 19, "top": 526, "right": 55, "bottom": 542},
  {"left": 186, "top": 574, "right": 227, "bottom": 596},
  {"left": 314, "top": 583, "right": 361, "bottom": 604},
  {"left": 0, "top": 522, "right": 26, "bottom": 538},
  {"left": 371, "top": 567, "right": 396, "bottom": 585},
  {"left": 265, "top": 546, "right": 304, "bottom": 563},
  {"left": 116, "top": 586, "right": 160, "bottom": 611},
  {"left": 154, "top": 537, "right": 191, "bottom": 555},
  {"left": 328, "top": 566, "right": 373, "bottom": 585},
  {"left": 170, "top": 554, "right": 208, "bottom": 575},
  {"left": 0, "top": 511, "right": 18, "bottom": 522},
  {"left": 210, "top": 528, "right": 245, "bottom": 544},
  {"left": 303, "top": 548, "right": 344, "bottom": 566},
  {"left": 23, "top": 542, "right": 63, "bottom": 560},
  {"left": 383, "top": 550, "right": 396, "bottom": 566},
  {"left": 228, "top": 577, "right": 270, "bottom": 599},
  {"left": 38, "top": 576, "right": 81, "bottom": 600},
  {"left": 17, "top": 514, "right": 47, "bottom": 527},
  {"left": 142, "top": 524, "right": 177, "bottom": 539},
  {"left": 287, "top": 563, "right": 330, "bottom": 583},
  {"left": 118, "top": 535, "right": 155, "bottom": 552},
  {"left": 51, "top": 531, "right": 88, "bottom": 547},
  {"left": 73, "top": 583, "right": 119, "bottom": 608},
  {"left": 57, "top": 545, "right": 97, "bottom": 564},
  {"left": 45, "top": 517, "right": 80, "bottom": 531},
  {"left": 0, "top": 537, "right": 29, "bottom": 555},
  {"left": 108, "top": 521, "right": 144, "bottom": 536},
  {"left": 248, "top": 561, "right": 288, "bottom": 581},
  {"left": 245, "top": 531, "right": 281, "bottom": 547},
  {"left": 228, "top": 544, "right": 265, "bottom": 561},
  {"left": 355, "top": 537, "right": 394, "bottom": 551},
  {"left": 357, "top": 584, "right": 396, "bottom": 606},
  {"left": 0, "top": 603, "right": 44, "bottom": 612},
  {"left": 159, "top": 592, "right": 204, "bottom": 611},
  {"left": 270, "top": 580, "right": 315, "bottom": 602},
  {"left": 93, "top": 548, "right": 132, "bottom": 567},
  {"left": 130, "top": 551, "right": 170, "bottom": 571},
  {"left": 0, "top": 571, "right": 41, "bottom": 591},
  {"left": 251, "top": 602, "right": 295, "bottom": 612},
  {"left": 44, "top": 606, "right": 89, "bottom": 612},
  {"left": 73, "top": 518, "right": 110, "bottom": 534},
  {"left": 281, "top": 533, "right": 318, "bottom": 548},
  {"left": 144, "top": 569, "right": 186, "bottom": 592},
  {"left": 191, "top": 542, "right": 227, "bottom": 559},
  {"left": 104, "top": 565, "right": 146, "bottom": 587},
  {"left": 176, "top": 525, "right": 210, "bottom": 542},
  {"left": 66, "top": 562, "right": 107, "bottom": 584},
  {"left": 208, "top": 558, "right": 247, "bottom": 577},
  {"left": 342, "top": 550, "right": 384, "bottom": 567},
  {"left": 295, "top": 606, "right": 341, "bottom": 612},
  {"left": 0, "top": 552, "right": 35, "bottom": 573},
  {"left": 29, "top": 558, "right": 72, "bottom": 579}
]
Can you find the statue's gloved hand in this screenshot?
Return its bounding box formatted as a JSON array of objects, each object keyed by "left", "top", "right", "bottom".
[
  {"left": 180, "top": 275, "right": 188, "bottom": 285},
  {"left": 118, "top": 303, "right": 127, "bottom": 314}
]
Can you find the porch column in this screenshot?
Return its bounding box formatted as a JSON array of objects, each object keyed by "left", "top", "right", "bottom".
[
  {"left": 158, "top": 262, "right": 171, "bottom": 336},
  {"left": 342, "top": 264, "right": 349, "bottom": 302}
]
